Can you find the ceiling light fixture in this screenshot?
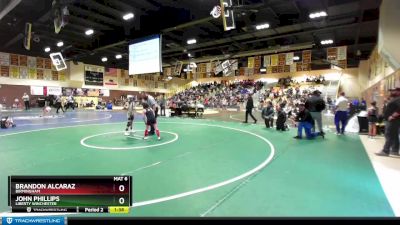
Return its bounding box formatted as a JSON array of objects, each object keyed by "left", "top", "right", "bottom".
[
  {"left": 293, "top": 56, "right": 300, "bottom": 61},
  {"left": 256, "top": 23, "right": 270, "bottom": 30},
  {"left": 101, "top": 57, "right": 108, "bottom": 62},
  {"left": 85, "top": 29, "right": 94, "bottom": 36},
  {"left": 115, "top": 54, "right": 122, "bottom": 59},
  {"left": 123, "top": 13, "right": 134, "bottom": 20},
  {"left": 309, "top": 11, "right": 328, "bottom": 19},
  {"left": 188, "top": 53, "right": 192, "bottom": 57},
  {"left": 260, "top": 68, "right": 266, "bottom": 72},
  {"left": 44, "top": 47, "right": 51, "bottom": 52},
  {"left": 187, "top": 39, "right": 197, "bottom": 45},
  {"left": 56, "top": 41, "right": 64, "bottom": 47},
  {"left": 321, "top": 39, "right": 334, "bottom": 45}
]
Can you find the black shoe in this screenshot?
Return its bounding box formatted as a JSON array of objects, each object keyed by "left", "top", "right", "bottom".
[
  {"left": 293, "top": 136, "right": 302, "bottom": 139},
  {"left": 320, "top": 131, "right": 325, "bottom": 135},
  {"left": 254, "top": 120, "right": 257, "bottom": 124},
  {"left": 320, "top": 133, "right": 325, "bottom": 139},
  {"left": 243, "top": 121, "right": 248, "bottom": 123},
  {"left": 375, "top": 151, "right": 389, "bottom": 156},
  {"left": 390, "top": 152, "right": 400, "bottom": 156}
]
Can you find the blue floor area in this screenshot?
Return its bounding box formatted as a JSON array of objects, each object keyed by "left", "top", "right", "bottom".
[{"left": 0, "top": 109, "right": 133, "bottom": 133}]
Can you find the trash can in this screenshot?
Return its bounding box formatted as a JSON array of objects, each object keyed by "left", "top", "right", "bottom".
[
  {"left": 357, "top": 116, "right": 369, "bottom": 133},
  {"left": 37, "top": 98, "right": 45, "bottom": 108}
]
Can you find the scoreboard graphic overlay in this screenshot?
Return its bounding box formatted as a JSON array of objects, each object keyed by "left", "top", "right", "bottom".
[{"left": 8, "top": 176, "right": 132, "bottom": 214}]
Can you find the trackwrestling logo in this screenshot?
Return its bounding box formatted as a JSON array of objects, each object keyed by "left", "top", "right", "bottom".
[{"left": 2, "top": 217, "right": 64, "bottom": 225}]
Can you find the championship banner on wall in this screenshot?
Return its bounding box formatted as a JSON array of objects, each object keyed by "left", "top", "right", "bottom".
[
  {"left": 284, "top": 65, "right": 290, "bottom": 73},
  {"left": 10, "top": 54, "right": 19, "bottom": 66},
  {"left": 278, "top": 54, "right": 286, "bottom": 66},
  {"left": 36, "top": 58, "right": 44, "bottom": 68},
  {"left": 271, "top": 54, "right": 278, "bottom": 66},
  {"left": 0, "top": 52, "right": 10, "bottom": 66},
  {"left": 1, "top": 66, "right": 9, "bottom": 77},
  {"left": 296, "top": 63, "right": 303, "bottom": 71},
  {"left": 164, "top": 67, "right": 172, "bottom": 76},
  {"left": 327, "top": 47, "right": 338, "bottom": 61},
  {"left": 248, "top": 57, "right": 254, "bottom": 68},
  {"left": 267, "top": 66, "right": 272, "bottom": 74},
  {"left": 37, "top": 69, "right": 44, "bottom": 80},
  {"left": 52, "top": 70, "right": 58, "bottom": 81},
  {"left": 302, "top": 63, "right": 311, "bottom": 71},
  {"left": 302, "top": 50, "right": 312, "bottom": 64},
  {"left": 44, "top": 58, "right": 52, "bottom": 69},
  {"left": 10, "top": 66, "right": 19, "bottom": 79},
  {"left": 247, "top": 67, "right": 254, "bottom": 76},
  {"left": 327, "top": 46, "right": 347, "bottom": 69},
  {"left": 104, "top": 68, "right": 118, "bottom": 87},
  {"left": 44, "top": 69, "right": 52, "bottom": 80},
  {"left": 19, "top": 67, "right": 28, "bottom": 79},
  {"left": 59, "top": 70, "right": 66, "bottom": 81},
  {"left": 286, "top": 52, "right": 294, "bottom": 65},
  {"left": 206, "top": 63, "right": 212, "bottom": 73},
  {"left": 28, "top": 68, "right": 36, "bottom": 79},
  {"left": 19, "top": 55, "right": 27, "bottom": 67},
  {"left": 27, "top": 56, "right": 36, "bottom": 68},
  {"left": 197, "top": 63, "right": 204, "bottom": 73},
  {"left": 263, "top": 55, "right": 271, "bottom": 67},
  {"left": 290, "top": 63, "right": 297, "bottom": 72},
  {"left": 254, "top": 56, "right": 261, "bottom": 68},
  {"left": 120, "top": 69, "right": 127, "bottom": 78},
  {"left": 337, "top": 46, "right": 347, "bottom": 61}
]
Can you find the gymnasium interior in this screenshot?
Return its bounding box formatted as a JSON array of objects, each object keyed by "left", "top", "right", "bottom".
[{"left": 0, "top": 0, "right": 399, "bottom": 219}]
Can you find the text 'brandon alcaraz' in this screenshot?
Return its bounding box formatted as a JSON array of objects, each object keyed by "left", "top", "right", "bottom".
[{"left": 14, "top": 183, "right": 76, "bottom": 194}]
